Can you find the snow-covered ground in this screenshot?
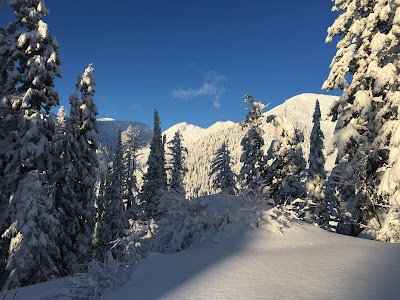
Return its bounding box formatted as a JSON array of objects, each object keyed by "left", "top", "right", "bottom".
[
  {"left": 5, "top": 222, "right": 398, "bottom": 300},
  {"left": 99, "top": 223, "right": 399, "bottom": 300}
]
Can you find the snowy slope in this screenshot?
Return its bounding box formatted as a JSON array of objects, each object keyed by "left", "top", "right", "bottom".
[
  {"left": 95, "top": 118, "right": 153, "bottom": 148},
  {"left": 100, "top": 223, "right": 400, "bottom": 300},
  {"left": 162, "top": 93, "right": 338, "bottom": 198},
  {"left": 4, "top": 222, "right": 399, "bottom": 300}
]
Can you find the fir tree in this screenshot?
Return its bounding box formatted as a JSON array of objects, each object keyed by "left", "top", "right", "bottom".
[
  {"left": 94, "top": 130, "right": 128, "bottom": 260},
  {"left": 52, "top": 97, "right": 82, "bottom": 273},
  {"left": 306, "top": 100, "right": 340, "bottom": 229},
  {"left": 121, "top": 125, "right": 140, "bottom": 212},
  {"left": 210, "top": 142, "right": 235, "bottom": 195},
  {"left": 265, "top": 116, "right": 306, "bottom": 206},
  {"left": 141, "top": 110, "right": 167, "bottom": 220},
  {"left": 0, "top": 0, "right": 62, "bottom": 288},
  {"left": 239, "top": 94, "right": 267, "bottom": 193},
  {"left": 75, "top": 64, "right": 98, "bottom": 264},
  {"left": 167, "top": 131, "right": 187, "bottom": 195},
  {"left": 0, "top": 23, "right": 15, "bottom": 100},
  {"left": 306, "top": 100, "right": 326, "bottom": 219},
  {"left": 323, "top": 0, "right": 400, "bottom": 235}
]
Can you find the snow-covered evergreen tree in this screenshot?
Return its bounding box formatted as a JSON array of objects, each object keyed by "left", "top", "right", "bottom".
[
  {"left": 307, "top": 100, "right": 326, "bottom": 199},
  {"left": 0, "top": 0, "right": 62, "bottom": 288},
  {"left": 141, "top": 110, "right": 167, "bottom": 219},
  {"left": 94, "top": 130, "right": 128, "bottom": 260},
  {"left": 121, "top": 125, "right": 140, "bottom": 212},
  {"left": 167, "top": 131, "right": 187, "bottom": 195},
  {"left": 323, "top": 0, "right": 400, "bottom": 235},
  {"left": 239, "top": 94, "right": 267, "bottom": 193},
  {"left": 265, "top": 116, "right": 306, "bottom": 206},
  {"left": 0, "top": 23, "right": 15, "bottom": 100},
  {"left": 305, "top": 100, "right": 340, "bottom": 229},
  {"left": 210, "top": 142, "right": 235, "bottom": 195},
  {"left": 75, "top": 64, "right": 98, "bottom": 264},
  {"left": 52, "top": 96, "right": 84, "bottom": 274}
]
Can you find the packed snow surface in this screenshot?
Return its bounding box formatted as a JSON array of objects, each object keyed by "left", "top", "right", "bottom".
[{"left": 100, "top": 223, "right": 399, "bottom": 300}]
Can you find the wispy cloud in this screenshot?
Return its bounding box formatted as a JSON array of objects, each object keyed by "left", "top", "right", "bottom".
[
  {"left": 171, "top": 71, "right": 226, "bottom": 109},
  {"left": 130, "top": 104, "right": 142, "bottom": 110}
]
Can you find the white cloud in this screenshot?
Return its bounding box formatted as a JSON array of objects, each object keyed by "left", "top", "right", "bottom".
[
  {"left": 171, "top": 71, "right": 226, "bottom": 109},
  {"left": 130, "top": 104, "right": 142, "bottom": 110}
]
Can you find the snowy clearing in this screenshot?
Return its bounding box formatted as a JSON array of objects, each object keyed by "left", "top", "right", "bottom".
[
  {"left": 2, "top": 223, "right": 400, "bottom": 300},
  {"left": 99, "top": 223, "right": 400, "bottom": 300}
]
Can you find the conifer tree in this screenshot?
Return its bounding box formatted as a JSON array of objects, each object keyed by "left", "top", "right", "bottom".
[
  {"left": 239, "top": 94, "right": 267, "bottom": 193},
  {"left": 306, "top": 100, "right": 326, "bottom": 213},
  {"left": 0, "top": 23, "right": 15, "bottom": 100},
  {"left": 121, "top": 125, "right": 140, "bottom": 211},
  {"left": 105, "top": 130, "right": 128, "bottom": 241},
  {"left": 265, "top": 116, "right": 306, "bottom": 205},
  {"left": 323, "top": 0, "right": 400, "bottom": 235},
  {"left": 141, "top": 110, "right": 167, "bottom": 219},
  {"left": 52, "top": 97, "right": 82, "bottom": 273},
  {"left": 75, "top": 64, "right": 98, "bottom": 264},
  {"left": 94, "top": 130, "right": 128, "bottom": 259},
  {"left": 0, "top": 0, "right": 62, "bottom": 288},
  {"left": 167, "top": 131, "right": 187, "bottom": 195},
  {"left": 210, "top": 142, "right": 235, "bottom": 195}
]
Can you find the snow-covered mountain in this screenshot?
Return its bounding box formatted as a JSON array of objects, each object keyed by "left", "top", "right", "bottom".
[
  {"left": 98, "top": 93, "right": 338, "bottom": 198},
  {"left": 163, "top": 93, "right": 338, "bottom": 198},
  {"left": 95, "top": 118, "right": 153, "bottom": 148}
]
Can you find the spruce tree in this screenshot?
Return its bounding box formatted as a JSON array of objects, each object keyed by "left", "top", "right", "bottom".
[
  {"left": 167, "top": 131, "right": 187, "bottom": 195},
  {"left": 105, "top": 130, "right": 128, "bottom": 241},
  {"left": 239, "top": 94, "right": 267, "bottom": 193},
  {"left": 94, "top": 130, "right": 128, "bottom": 260},
  {"left": 121, "top": 125, "right": 140, "bottom": 211},
  {"left": 75, "top": 64, "right": 98, "bottom": 264},
  {"left": 265, "top": 116, "right": 306, "bottom": 205},
  {"left": 52, "top": 97, "right": 82, "bottom": 273},
  {"left": 306, "top": 100, "right": 340, "bottom": 228},
  {"left": 323, "top": 0, "right": 400, "bottom": 235},
  {"left": 306, "top": 100, "right": 326, "bottom": 215},
  {"left": 0, "top": 0, "right": 62, "bottom": 288},
  {"left": 141, "top": 110, "right": 167, "bottom": 220},
  {"left": 210, "top": 142, "right": 235, "bottom": 195}
]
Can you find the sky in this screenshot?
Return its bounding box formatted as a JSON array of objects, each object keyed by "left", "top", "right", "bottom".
[{"left": 0, "top": 1, "right": 341, "bottom": 129}]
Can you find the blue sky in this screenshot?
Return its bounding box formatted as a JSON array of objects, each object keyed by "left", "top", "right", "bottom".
[{"left": 1, "top": 1, "right": 340, "bottom": 129}]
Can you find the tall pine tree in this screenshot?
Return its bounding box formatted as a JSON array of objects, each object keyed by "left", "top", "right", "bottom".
[
  {"left": 94, "top": 130, "right": 128, "bottom": 260},
  {"left": 239, "top": 94, "right": 267, "bottom": 193},
  {"left": 0, "top": 0, "right": 62, "bottom": 288},
  {"left": 141, "top": 110, "right": 167, "bottom": 220},
  {"left": 210, "top": 142, "right": 235, "bottom": 195},
  {"left": 167, "top": 131, "right": 187, "bottom": 196},
  {"left": 265, "top": 116, "right": 306, "bottom": 206},
  {"left": 323, "top": 0, "right": 400, "bottom": 236},
  {"left": 75, "top": 64, "right": 98, "bottom": 264},
  {"left": 121, "top": 125, "right": 140, "bottom": 212}
]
